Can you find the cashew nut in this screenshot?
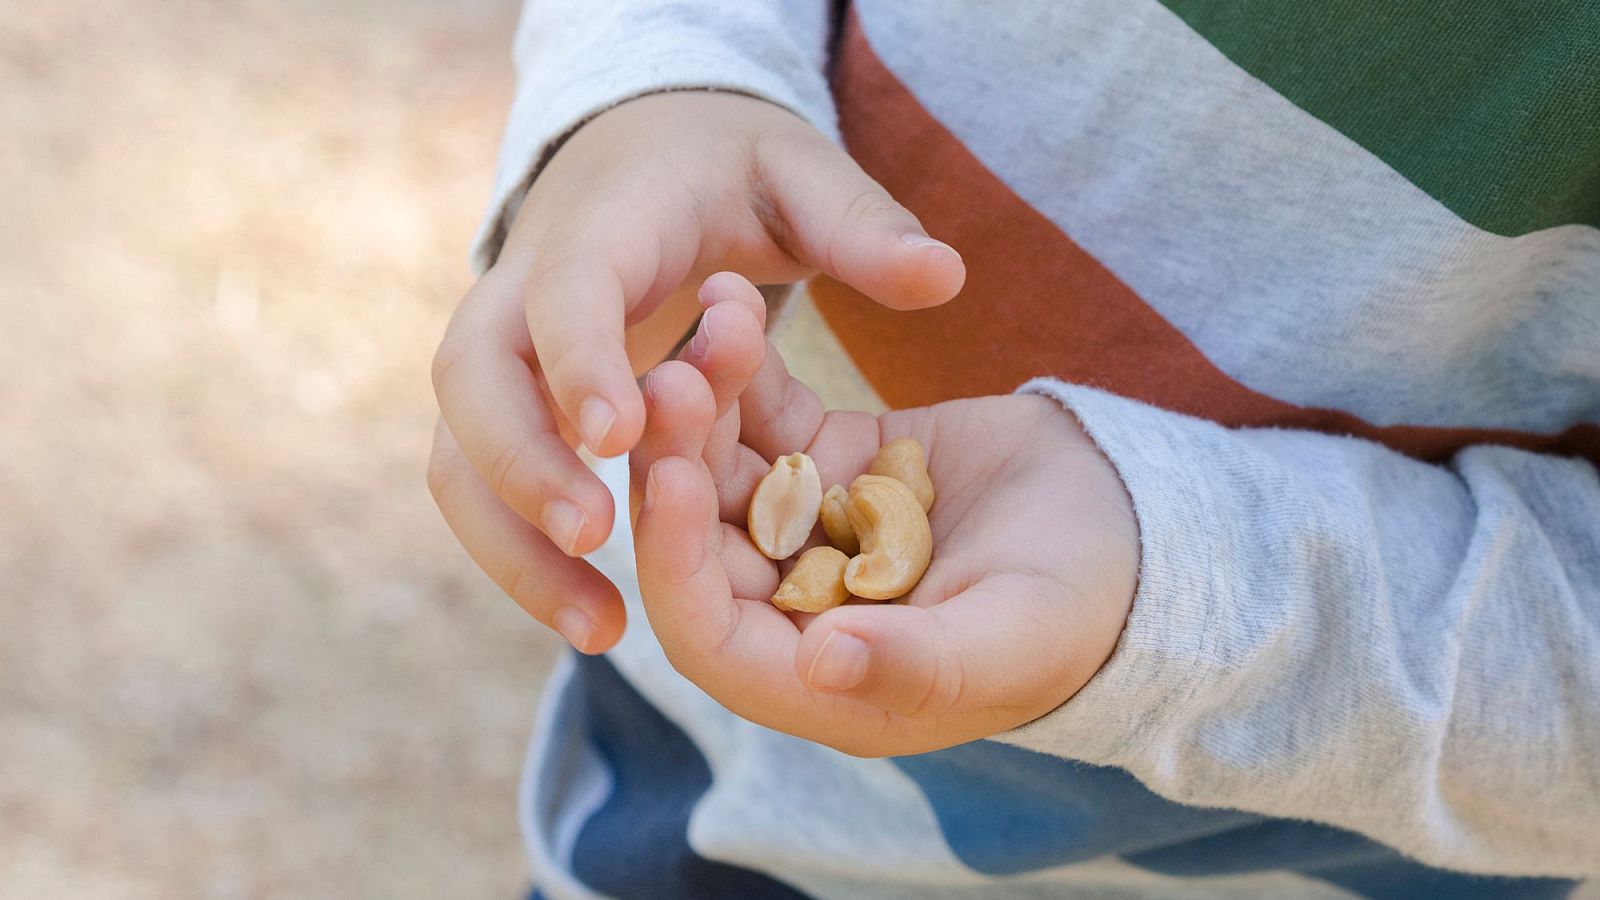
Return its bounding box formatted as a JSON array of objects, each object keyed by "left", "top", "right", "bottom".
[
  {"left": 868, "top": 437, "right": 935, "bottom": 512},
  {"left": 771, "top": 546, "right": 850, "bottom": 613},
  {"left": 747, "top": 451, "right": 822, "bottom": 560},
  {"left": 818, "top": 484, "right": 859, "bottom": 556},
  {"left": 842, "top": 475, "right": 932, "bottom": 600}
]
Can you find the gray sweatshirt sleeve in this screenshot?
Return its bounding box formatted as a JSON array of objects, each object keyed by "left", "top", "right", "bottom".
[
  {"left": 998, "top": 378, "right": 1600, "bottom": 878},
  {"left": 470, "top": 0, "right": 839, "bottom": 271}
]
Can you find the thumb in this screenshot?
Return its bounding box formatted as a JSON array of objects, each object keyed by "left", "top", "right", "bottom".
[
  {"left": 792, "top": 581, "right": 1070, "bottom": 722},
  {"left": 793, "top": 603, "right": 972, "bottom": 718},
  {"left": 756, "top": 137, "right": 966, "bottom": 310}
]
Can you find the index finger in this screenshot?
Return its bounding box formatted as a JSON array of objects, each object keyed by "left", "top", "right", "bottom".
[
  {"left": 522, "top": 197, "right": 700, "bottom": 459},
  {"left": 524, "top": 254, "right": 644, "bottom": 459},
  {"left": 637, "top": 455, "right": 891, "bottom": 745},
  {"left": 432, "top": 269, "right": 617, "bottom": 557}
]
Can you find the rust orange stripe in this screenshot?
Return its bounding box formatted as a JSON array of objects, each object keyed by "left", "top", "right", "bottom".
[{"left": 810, "top": 14, "right": 1598, "bottom": 466}]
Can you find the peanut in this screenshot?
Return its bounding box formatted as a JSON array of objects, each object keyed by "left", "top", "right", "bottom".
[
  {"left": 747, "top": 451, "right": 822, "bottom": 560},
  {"left": 842, "top": 475, "right": 933, "bottom": 600},
  {"left": 868, "top": 437, "right": 935, "bottom": 512},
  {"left": 771, "top": 546, "right": 850, "bottom": 613},
  {"left": 818, "top": 484, "right": 859, "bottom": 556}
]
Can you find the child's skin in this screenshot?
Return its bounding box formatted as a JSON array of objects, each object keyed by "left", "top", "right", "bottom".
[
  {"left": 632, "top": 274, "right": 1138, "bottom": 755},
  {"left": 429, "top": 92, "right": 964, "bottom": 652},
  {"left": 428, "top": 93, "right": 1137, "bottom": 753}
]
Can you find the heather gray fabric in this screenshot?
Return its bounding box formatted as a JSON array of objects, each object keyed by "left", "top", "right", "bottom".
[
  {"left": 855, "top": 0, "right": 1600, "bottom": 431},
  {"left": 1008, "top": 378, "right": 1600, "bottom": 876}
]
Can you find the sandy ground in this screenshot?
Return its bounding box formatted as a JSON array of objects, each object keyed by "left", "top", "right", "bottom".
[{"left": 0, "top": 0, "right": 559, "bottom": 895}]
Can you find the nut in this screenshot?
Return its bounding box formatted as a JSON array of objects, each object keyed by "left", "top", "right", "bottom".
[
  {"left": 747, "top": 451, "right": 822, "bottom": 560},
  {"left": 842, "top": 475, "right": 933, "bottom": 600},
  {"left": 868, "top": 438, "right": 934, "bottom": 512},
  {"left": 818, "top": 484, "right": 859, "bottom": 556},
  {"left": 771, "top": 546, "right": 850, "bottom": 613}
]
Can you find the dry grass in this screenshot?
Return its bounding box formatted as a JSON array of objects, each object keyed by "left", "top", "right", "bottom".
[{"left": 0, "top": 0, "right": 555, "bottom": 894}]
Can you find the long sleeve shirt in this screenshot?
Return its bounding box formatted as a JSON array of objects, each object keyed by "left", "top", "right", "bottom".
[{"left": 472, "top": 2, "right": 1600, "bottom": 897}]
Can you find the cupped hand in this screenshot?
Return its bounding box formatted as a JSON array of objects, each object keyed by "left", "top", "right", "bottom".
[
  {"left": 427, "top": 92, "right": 966, "bottom": 653},
  {"left": 632, "top": 275, "right": 1138, "bottom": 757}
]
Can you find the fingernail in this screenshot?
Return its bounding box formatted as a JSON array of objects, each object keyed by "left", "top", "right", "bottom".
[
  {"left": 688, "top": 311, "right": 714, "bottom": 357},
  {"left": 579, "top": 396, "right": 617, "bottom": 453},
  {"left": 901, "top": 233, "right": 952, "bottom": 252},
  {"left": 806, "top": 631, "right": 870, "bottom": 691},
  {"left": 643, "top": 462, "right": 660, "bottom": 513},
  {"left": 552, "top": 606, "right": 595, "bottom": 653},
  {"left": 540, "top": 498, "right": 587, "bottom": 556}
]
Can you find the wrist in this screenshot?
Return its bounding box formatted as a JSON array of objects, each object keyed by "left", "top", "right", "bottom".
[{"left": 1015, "top": 385, "right": 1141, "bottom": 707}]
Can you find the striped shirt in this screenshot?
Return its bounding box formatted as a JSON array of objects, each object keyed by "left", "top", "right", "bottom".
[{"left": 474, "top": 2, "right": 1600, "bottom": 897}]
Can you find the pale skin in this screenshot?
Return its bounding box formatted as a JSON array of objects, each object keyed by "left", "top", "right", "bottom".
[
  {"left": 427, "top": 92, "right": 1139, "bottom": 754},
  {"left": 630, "top": 274, "right": 1138, "bottom": 756},
  {"left": 429, "top": 92, "right": 965, "bottom": 652}
]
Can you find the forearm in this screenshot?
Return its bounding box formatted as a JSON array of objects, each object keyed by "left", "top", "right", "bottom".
[{"left": 1003, "top": 379, "right": 1600, "bottom": 877}]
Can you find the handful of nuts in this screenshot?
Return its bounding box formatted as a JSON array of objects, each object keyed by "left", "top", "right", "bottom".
[{"left": 747, "top": 438, "right": 935, "bottom": 613}]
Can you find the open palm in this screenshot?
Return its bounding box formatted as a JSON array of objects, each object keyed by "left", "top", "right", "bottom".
[{"left": 630, "top": 274, "right": 1138, "bottom": 756}]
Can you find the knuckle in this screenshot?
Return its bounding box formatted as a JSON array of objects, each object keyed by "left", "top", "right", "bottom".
[
  {"left": 526, "top": 204, "right": 645, "bottom": 290},
  {"left": 901, "top": 607, "right": 964, "bottom": 719},
  {"left": 659, "top": 644, "right": 698, "bottom": 682},
  {"left": 467, "top": 263, "right": 517, "bottom": 301},
  {"left": 498, "top": 559, "right": 548, "bottom": 612},
  {"left": 658, "top": 640, "right": 714, "bottom": 689},
  {"left": 651, "top": 592, "right": 740, "bottom": 677},
  {"left": 748, "top": 130, "right": 796, "bottom": 186},
  {"left": 914, "top": 649, "right": 966, "bottom": 719},
  {"left": 746, "top": 181, "right": 789, "bottom": 250},
  {"left": 750, "top": 126, "right": 830, "bottom": 185},
  {"left": 526, "top": 241, "right": 590, "bottom": 288},
  {"left": 485, "top": 440, "right": 543, "bottom": 504},
  {"left": 433, "top": 270, "right": 524, "bottom": 395},
  {"left": 693, "top": 594, "right": 742, "bottom": 661},
  {"left": 823, "top": 187, "right": 913, "bottom": 280},
  {"left": 523, "top": 258, "right": 620, "bottom": 388},
  {"left": 744, "top": 372, "right": 801, "bottom": 437},
  {"left": 825, "top": 714, "right": 896, "bottom": 758},
  {"left": 704, "top": 599, "right": 742, "bottom": 660},
  {"left": 532, "top": 330, "right": 585, "bottom": 391},
  {"left": 425, "top": 449, "right": 458, "bottom": 507},
  {"left": 841, "top": 186, "right": 906, "bottom": 229},
  {"left": 430, "top": 338, "right": 471, "bottom": 396}
]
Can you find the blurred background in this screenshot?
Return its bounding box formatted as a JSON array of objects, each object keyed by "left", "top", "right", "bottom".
[
  {"left": 1, "top": 0, "right": 556, "bottom": 894},
  {"left": 6, "top": 2, "right": 1597, "bottom": 898},
  {"left": 0, "top": 0, "right": 875, "bottom": 894}
]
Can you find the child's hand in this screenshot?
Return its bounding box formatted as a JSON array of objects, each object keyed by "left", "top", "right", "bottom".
[
  {"left": 632, "top": 275, "right": 1138, "bottom": 756},
  {"left": 428, "top": 93, "right": 966, "bottom": 653}
]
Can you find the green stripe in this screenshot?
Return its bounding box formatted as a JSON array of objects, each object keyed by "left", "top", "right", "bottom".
[{"left": 1159, "top": 0, "right": 1600, "bottom": 235}]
